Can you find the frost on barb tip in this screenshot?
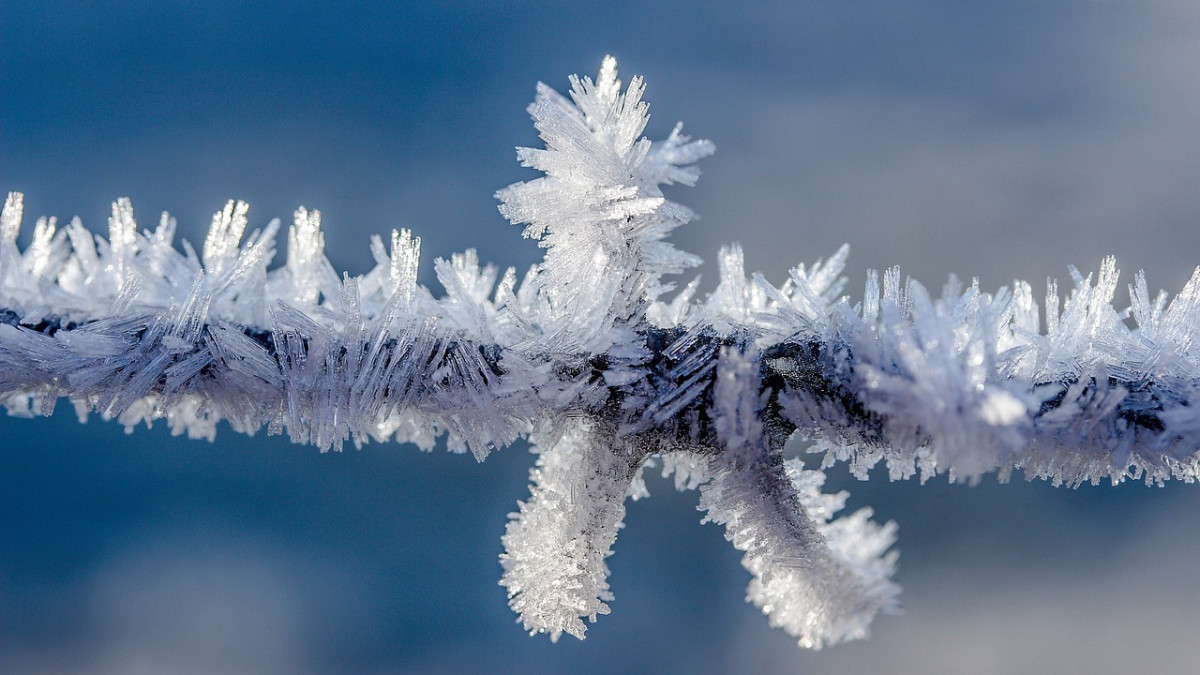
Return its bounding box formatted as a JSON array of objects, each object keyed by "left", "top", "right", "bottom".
[
  {"left": 698, "top": 348, "right": 899, "bottom": 648},
  {"left": 495, "top": 54, "right": 714, "bottom": 355},
  {"left": 491, "top": 59, "right": 896, "bottom": 646},
  {"left": 499, "top": 420, "right": 638, "bottom": 641}
]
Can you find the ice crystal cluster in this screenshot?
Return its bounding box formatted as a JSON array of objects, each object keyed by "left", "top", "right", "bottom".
[{"left": 2, "top": 57, "right": 1198, "bottom": 648}]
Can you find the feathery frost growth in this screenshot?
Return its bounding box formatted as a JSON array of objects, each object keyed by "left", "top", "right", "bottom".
[{"left": 2, "top": 57, "right": 1199, "bottom": 648}]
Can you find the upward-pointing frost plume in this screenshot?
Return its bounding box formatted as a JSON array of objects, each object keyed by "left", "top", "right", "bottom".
[
  {"left": 496, "top": 55, "right": 711, "bottom": 356},
  {"left": 2, "top": 57, "right": 1198, "bottom": 649}
]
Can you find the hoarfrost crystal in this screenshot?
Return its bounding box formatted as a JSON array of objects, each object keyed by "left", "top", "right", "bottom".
[{"left": 2, "top": 57, "right": 1198, "bottom": 648}]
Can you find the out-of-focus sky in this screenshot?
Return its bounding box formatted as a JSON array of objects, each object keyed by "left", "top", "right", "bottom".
[{"left": 2, "top": 2, "right": 1199, "bottom": 673}]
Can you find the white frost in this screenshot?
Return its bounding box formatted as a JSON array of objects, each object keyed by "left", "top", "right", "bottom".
[{"left": 2, "top": 56, "right": 1198, "bottom": 648}]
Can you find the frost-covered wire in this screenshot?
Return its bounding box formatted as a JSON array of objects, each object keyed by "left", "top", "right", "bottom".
[{"left": 1, "top": 57, "right": 1198, "bottom": 649}]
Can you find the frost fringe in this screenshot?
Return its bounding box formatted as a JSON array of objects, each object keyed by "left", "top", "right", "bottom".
[{"left": 2, "top": 57, "right": 1198, "bottom": 648}]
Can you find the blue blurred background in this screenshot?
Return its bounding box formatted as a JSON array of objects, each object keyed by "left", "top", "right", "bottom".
[{"left": 3, "top": 2, "right": 1200, "bottom": 673}]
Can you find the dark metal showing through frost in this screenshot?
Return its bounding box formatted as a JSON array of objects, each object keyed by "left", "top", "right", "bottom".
[{"left": 0, "top": 308, "right": 1173, "bottom": 462}]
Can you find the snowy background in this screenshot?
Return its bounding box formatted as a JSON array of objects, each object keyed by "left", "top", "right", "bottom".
[{"left": 3, "top": 2, "right": 1200, "bottom": 673}]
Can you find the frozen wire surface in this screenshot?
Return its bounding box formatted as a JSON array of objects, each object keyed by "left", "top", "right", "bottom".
[{"left": 1, "top": 58, "right": 1198, "bottom": 650}]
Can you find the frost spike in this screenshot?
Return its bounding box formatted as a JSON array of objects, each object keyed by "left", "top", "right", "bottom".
[
  {"left": 699, "top": 347, "right": 898, "bottom": 648},
  {"left": 202, "top": 199, "right": 250, "bottom": 277},
  {"left": 1, "top": 192, "right": 23, "bottom": 244},
  {"left": 390, "top": 228, "right": 421, "bottom": 301},
  {"left": 280, "top": 206, "right": 328, "bottom": 307},
  {"left": 107, "top": 197, "right": 138, "bottom": 284}
]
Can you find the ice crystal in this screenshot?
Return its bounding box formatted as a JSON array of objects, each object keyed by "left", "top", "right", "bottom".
[{"left": 2, "top": 57, "right": 1198, "bottom": 648}]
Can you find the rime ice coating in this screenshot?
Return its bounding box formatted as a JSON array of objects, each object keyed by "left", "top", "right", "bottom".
[
  {"left": 2, "top": 58, "right": 1198, "bottom": 648},
  {"left": 495, "top": 55, "right": 711, "bottom": 357},
  {"left": 699, "top": 348, "right": 899, "bottom": 648}
]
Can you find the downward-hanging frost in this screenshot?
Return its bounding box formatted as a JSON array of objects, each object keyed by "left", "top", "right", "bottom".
[
  {"left": 698, "top": 347, "right": 898, "bottom": 648},
  {"left": 1, "top": 57, "right": 1198, "bottom": 649}
]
